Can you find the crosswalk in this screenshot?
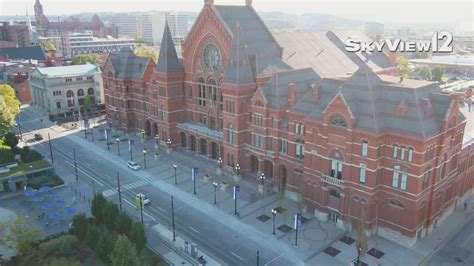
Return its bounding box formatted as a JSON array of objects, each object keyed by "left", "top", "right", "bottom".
[{"left": 102, "top": 178, "right": 152, "bottom": 197}]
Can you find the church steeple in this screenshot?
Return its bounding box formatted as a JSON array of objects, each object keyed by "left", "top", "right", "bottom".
[
  {"left": 156, "top": 22, "right": 182, "bottom": 73},
  {"left": 223, "top": 22, "right": 254, "bottom": 85}
]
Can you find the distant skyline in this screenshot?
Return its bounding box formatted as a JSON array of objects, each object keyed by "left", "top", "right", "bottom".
[{"left": 0, "top": 0, "right": 472, "bottom": 26}]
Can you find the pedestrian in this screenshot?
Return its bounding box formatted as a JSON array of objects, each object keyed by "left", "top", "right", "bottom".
[
  {"left": 72, "top": 196, "right": 76, "bottom": 204},
  {"left": 41, "top": 212, "right": 45, "bottom": 219},
  {"left": 464, "top": 202, "right": 467, "bottom": 211}
]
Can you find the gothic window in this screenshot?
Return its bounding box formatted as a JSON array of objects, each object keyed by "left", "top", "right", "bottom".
[
  {"left": 208, "top": 79, "right": 217, "bottom": 102},
  {"left": 331, "top": 160, "right": 343, "bottom": 179},
  {"left": 361, "top": 141, "right": 369, "bottom": 156},
  {"left": 87, "top": 88, "right": 94, "bottom": 95},
  {"left": 77, "top": 89, "right": 84, "bottom": 97},
  {"left": 329, "top": 115, "right": 347, "bottom": 128},
  {"left": 198, "top": 78, "right": 206, "bottom": 106},
  {"left": 66, "top": 90, "right": 74, "bottom": 98}
]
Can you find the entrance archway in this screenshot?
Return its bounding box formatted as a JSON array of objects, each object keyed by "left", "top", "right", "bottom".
[
  {"left": 180, "top": 132, "right": 186, "bottom": 148},
  {"left": 250, "top": 155, "right": 259, "bottom": 173},
  {"left": 278, "top": 164, "right": 287, "bottom": 192},
  {"left": 200, "top": 139, "right": 208, "bottom": 156},
  {"left": 153, "top": 123, "right": 158, "bottom": 137},
  {"left": 210, "top": 142, "right": 219, "bottom": 159},
  {"left": 264, "top": 160, "right": 273, "bottom": 179},
  {"left": 145, "top": 120, "right": 151, "bottom": 136},
  {"left": 190, "top": 135, "right": 196, "bottom": 152}
]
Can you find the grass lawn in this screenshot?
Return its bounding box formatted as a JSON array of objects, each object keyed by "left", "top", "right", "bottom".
[
  {"left": 28, "top": 173, "right": 64, "bottom": 190},
  {"left": 0, "top": 160, "right": 51, "bottom": 178}
]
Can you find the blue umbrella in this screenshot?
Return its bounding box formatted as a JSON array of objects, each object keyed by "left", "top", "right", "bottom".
[
  {"left": 40, "top": 203, "right": 53, "bottom": 211},
  {"left": 48, "top": 192, "right": 58, "bottom": 198},
  {"left": 65, "top": 207, "right": 75, "bottom": 216},
  {"left": 55, "top": 200, "right": 65, "bottom": 207},
  {"left": 32, "top": 196, "right": 45, "bottom": 203},
  {"left": 48, "top": 213, "right": 60, "bottom": 220},
  {"left": 39, "top": 186, "right": 50, "bottom": 193},
  {"left": 24, "top": 190, "right": 36, "bottom": 197}
]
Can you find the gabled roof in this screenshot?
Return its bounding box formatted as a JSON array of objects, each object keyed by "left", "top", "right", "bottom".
[
  {"left": 156, "top": 22, "right": 182, "bottom": 73},
  {"left": 106, "top": 47, "right": 150, "bottom": 80},
  {"left": 0, "top": 46, "right": 46, "bottom": 62},
  {"left": 213, "top": 5, "right": 291, "bottom": 76},
  {"left": 223, "top": 22, "right": 254, "bottom": 84}
]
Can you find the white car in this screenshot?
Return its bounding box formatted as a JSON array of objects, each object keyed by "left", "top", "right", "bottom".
[
  {"left": 127, "top": 161, "right": 141, "bottom": 171},
  {"left": 136, "top": 193, "right": 150, "bottom": 206}
]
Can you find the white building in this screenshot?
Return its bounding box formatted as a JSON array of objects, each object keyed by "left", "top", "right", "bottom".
[
  {"left": 29, "top": 64, "right": 103, "bottom": 115},
  {"left": 165, "top": 12, "right": 188, "bottom": 39}
]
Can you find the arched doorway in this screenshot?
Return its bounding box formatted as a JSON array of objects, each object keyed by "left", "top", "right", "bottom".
[
  {"left": 264, "top": 160, "right": 273, "bottom": 179},
  {"left": 200, "top": 139, "right": 208, "bottom": 156},
  {"left": 190, "top": 135, "right": 196, "bottom": 152},
  {"left": 180, "top": 132, "right": 186, "bottom": 148},
  {"left": 278, "top": 164, "right": 287, "bottom": 192},
  {"left": 153, "top": 123, "right": 158, "bottom": 137},
  {"left": 250, "top": 155, "right": 259, "bottom": 173},
  {"left": 145, "top": 120, "right": 151, "bottom": 136},
  {"left": 210, "top": 142, "right": 219, "bottom": 159}
]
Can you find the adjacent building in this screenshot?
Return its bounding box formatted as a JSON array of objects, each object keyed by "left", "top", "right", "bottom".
[
  {"left": 0, "top": 46, "right": 47, "bottom": 63},
  {"left": 103, "top": 0, "right": 474, "bottom": 247},
  {"left": 30, "top": 64, "right": 103, "bottom": 116},
  {"left": 0, "top": 21, "right": 31, "bottom": 48}
]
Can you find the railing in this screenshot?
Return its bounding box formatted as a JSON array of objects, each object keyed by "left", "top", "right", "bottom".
[{"left": 324, "top": 175, "right": 344, "bottom": 187}]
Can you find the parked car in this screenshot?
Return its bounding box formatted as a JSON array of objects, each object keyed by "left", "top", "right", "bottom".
[
  {"left": 34, "top": 133, "right": 43, "bottom": 141},
  {"left": 127, "top": 161, "right": 141, "bottom": 171},
  {"left": 136, "top": 193, "right": 150, "bottom": 206}
]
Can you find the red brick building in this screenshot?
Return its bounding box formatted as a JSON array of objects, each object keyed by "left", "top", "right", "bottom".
[{"left": 103, "top": 0, "right": 474, "bottom": 246}]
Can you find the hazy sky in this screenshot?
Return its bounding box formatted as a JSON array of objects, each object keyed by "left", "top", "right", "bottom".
[{"left": 0, "top": 0, "right": 472, "bottom": 25}]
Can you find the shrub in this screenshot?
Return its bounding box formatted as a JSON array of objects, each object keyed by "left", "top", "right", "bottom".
[
  {"left": 115, "top": 212, "right": 132, "bottom": 235},
  {"left": 3, "top": 132, "right": 18, "bottom": 149},
  {"left": 128, "top": 222, "right": 146, "bottom": 252},
  {"left": 91, "top": 194, "right": 107, "bottom": 224},
  {"left": 71, "top": 214, "right": 89, "bottom": 241},
  {"left": 102, "top": 202, "right": 119, "bottom": 230},
  {"left": 84, "top": 225, "right": 100, "bottom": 250},
  {"left": 0, "top": 147, "right": 14, "bottom": 164},
  {"left": 20, "top": 146, "right": 43, "bottom": 163},
  {"left": 95, "top": 229, "right": 115, "bottom": 263}
]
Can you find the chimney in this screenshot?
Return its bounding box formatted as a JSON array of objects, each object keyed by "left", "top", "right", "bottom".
[
  {"left": 420, "top": 98, "right": 432, "bottom": 118},
  {"left": 399, "top": 76, "right": 404, "bottom": 83},
  {"left": 246, "top": 0, "right": 253, "bottom": 6},
  {"left": 288, "top": 83, "right": 297, "bottom": 107},
  {"left": 311, "top": 84, "right": 319, "bottom": 103},
  {"left": 397, "top": 100, "right": 407, "bottom": 117}
]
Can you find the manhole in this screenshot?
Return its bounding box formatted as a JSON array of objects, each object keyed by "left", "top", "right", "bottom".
[
  {"left": 323, "top": 246, "right": 340, "bottom": 257},
  {"left": 368, "top": 248, "right": 385, "bottom": 259},
  {"left": 339, "top": 236, "right": 356, "bottom": 245},
  {"left": 256, "top": 214, "right": 271, "bottom": 222},
  {"left": 277, "top": 224, "right": 292, "bottom": 233}
]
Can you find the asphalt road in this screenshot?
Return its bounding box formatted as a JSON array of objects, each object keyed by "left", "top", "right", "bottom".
[{"left": 18, "top": 109, "right": 300, "bottom": 266}]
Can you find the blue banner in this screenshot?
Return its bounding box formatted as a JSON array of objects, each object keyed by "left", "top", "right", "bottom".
[
  {"left": 128, "top": 139, "right": 134, "bottom": 151},
  {"left": 83, "top": 119, "right": 89, "bottom": 129},
  {"left": 192, "top": 167, "right": 198, "bottom": 180},
  {"left": 233, "top": 185, "right": 240, "bottom": 199}
]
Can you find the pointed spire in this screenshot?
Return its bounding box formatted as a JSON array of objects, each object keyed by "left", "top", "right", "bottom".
[
  {"left": 346, "top": 63, "right": 382, "bottom": 87},
  {"left": 156, "top": 22, "right": 182, "bottom": 73},
  {"left": 223, "top": 21, "right": 254, "bottom": 85}
]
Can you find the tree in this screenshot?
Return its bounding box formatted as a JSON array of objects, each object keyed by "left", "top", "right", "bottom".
[
  {"left": 91, "top": 194, "right": 107, "bottom": 224},
  {"left": 71, "top": 54, "right": 100, "bottom": 65},
  {"left": 356, "top": 208, "right": 369, "bottom": 257},
  {"left": 135, "top": 46, "right": 158, "bottom": 62},
  {"left": 416, "top": 65, "right": 432, "bottom": 81},
  {"left": 96, "top": 229, "right": 115, "bottom": 263},
  {"left": 103, "top": 202, "right": 120, "bottom": 230},
  {"left": 0, "top": 84, "right": 20, "bottom": 138},
  {"left": 84, "top": 225, "right": 100, "bottom": 250},
  {"left": 431, "top": 66, "right": 445, "bottom": 82},
  {"left": 134, "top": 36, "right": 145, "bottom": 44},
  {"left": 115, "top": 212, "right": 132, "bottom": 235},
  {"left": 20, "top": 146, "right": 43, "bottom": 163},
  {"left": 3, "top": 131, "right": 18, "bottom": 149},
  {"left": 41, "top": 40, "right": 56, "bottom": 51},
  {"left": 128, "top": 222, "right": 146, "bottom": 252},
  {"left": 48, "top": 258, "right": 81, "bottom": 266},
  {"left": 396, "top": 56, "right": 412, "bottom": 77},
  {"left": 82, "top": 95, "right": 96, "bottom": 116},
  {"left": 71, "top": 213, "right": 89, "bottom": 241},
  {"left": 0, "top": 214, "right": 40, "bottom": 256},
  {"left": 110, "top": 235, "right": 140, "bottom": 266}
]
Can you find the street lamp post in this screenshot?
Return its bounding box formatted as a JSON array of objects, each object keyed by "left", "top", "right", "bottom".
[
  {"left": 73, "top": 148, "right": 78, "bottom": 182},
  {"left": 105, "top": 129, "right": 110, "bottom": 150},
  {"left": 272, "top": 208, "right": 277, "bottom": 235},
  {"left": 166, "top": 138, "right": 172, "bottom": 154},
  {"left": 356, "top": 244, "right": 362, "bottom": 266},
  {"left": 171, "top": 195, "right": 176, "bottom": 241},
  {"left": 217, "top": 157, "right": 223, "bottom": 175},
  {"left": 139, "top": 197, "right": 144, "bottom": 224},
  {"left": 213, "top": 182, "right": 218, "bottom": 205},
  {"left": 235, "top": 163, "right": 241, "bottom": 179},
  {"left": 143, "top": 149, "right": 147, "bottom": 169},
  {"left": 173, "top": 164, "right": 178, "bottom": 185},
  {"left": 117, "top": 172, "right": 122, "bottom": 212},
  {"left": 48, "top": 132, "right": 54, "bottom": 163},
  {"left": 116, "top": 138, "right": 121, "bottom": 155},
  {"left": 259, "top": 172, "right": 266, "bottom": 214},
  {"left": 91, "top": 128, "right": 94, "bottom": 142},
  {"left": 141, "top": 130, "right": 146, "bottom": 143},
  {"left": 154, "top": 134, "right": 160, "bottom": 149}
]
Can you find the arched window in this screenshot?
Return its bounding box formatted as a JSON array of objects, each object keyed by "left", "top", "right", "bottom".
[
  {"left": 361, "top": 140, "right": 368, "bottom": 156},
  {"left": 66, "top": 90, "right": 74, "bottom": 98},
  {"left": 87, "top": 88, "right": 94, "bottom": 95},
  {"left": 208, "top": 79, "right": 217, "bottom": 101},
  {"left": 393, "top": 144, "right": 399, "bottom": 158},
  {"left": 77, "top": 89, "right": 84, "bottom": 97},
  {"left": 408, "top": 147, "right": 414, "bottom": 162},
  {"left": 329, "top": 115, "right": 347, "bottom": 128},
  {"left": 401, "top": 146, "right": 406, "bottom": 160},
  {"left": 198, "top": 78, "right": 206, "bottom": 106}
]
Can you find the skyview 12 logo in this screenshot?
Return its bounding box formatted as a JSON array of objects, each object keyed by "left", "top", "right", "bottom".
[{"left": 345, "top": 31, "right": 454, "bottom": 53}]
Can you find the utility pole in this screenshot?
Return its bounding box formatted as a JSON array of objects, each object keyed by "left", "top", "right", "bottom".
[
  {"left": 73, "top": 148, "right": 78, "bottom": 181},
  {"left": 117, "top": 172, "right": 122, "bottom": 212},
  {"left": 171, "top": 195, "right": 176, "bottom": 241},
  {"left": 257, "top": 250, "right": 260, "bottom": 266},
  {"left": 48, "top": 132, "right": 54, "bottom": 163},
  {"left": 91, "top": 179, "right": 96, "bottom": 195},
  {"left": 117, "top": 138, "right": 121, "bottom": 155},
  {"left": 234, "top": 185, "right": 240, "bottom": 216},
  {"left": 91, "top": 128, "right": 94, "bottom": 142},
  {"left": 295, "top": 213, "right": 300, "bottom": 246},
  {"left": 140, "top": 197, "right": 144, "bottom": 224},
  {"left": 105, "top": 129, "right": 110, "bottom": 150},
  {"left": 192, "top": 168, "right": 197, "bottom": 195}
]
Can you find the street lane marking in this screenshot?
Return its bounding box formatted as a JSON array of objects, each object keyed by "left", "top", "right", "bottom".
[
  {"left": 265, "top": 253, "right": 285, "bottom": 265},
  {"left": 231, "top": 252, "right": 244, "bottom": 261},
  {"left": 123, "top": 198, "right": 157, "bottom": 222},
  {"left": 189, "top": 226, "right": 200, "bottom": 234}
]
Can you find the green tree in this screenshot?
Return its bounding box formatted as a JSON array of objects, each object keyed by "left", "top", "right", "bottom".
[
  {"left": 115, "top": 212, "right": 132, "bottom": 235},
  {"left": 103, "top": 202, "right": 120, "bottom": 230},
  {"left": 128, "top": 221, "right": 146, "bottom": 252},
  {"left": 431, "top": 66, "right": 445, "bottom": 82},
  {"left": 71, "top": 54, "right": 100, "bottom": 65},
  {"left": 0, "top": 84, "right": 20, "bottom": 138},
  {"left": 134, "top": 36, "right": 145, "bottom": 44},
  {"left": 48, "top": 258, "right": 81, "bottom": 266},
  {"left": 3, "top": 131, "right": 18, "bottom": 149},
  {"left": 110, "top": 235, "right": 140, "bottom": 266},
  {"left": 396, "top": 56, "right": 412, "bottom": 77},
  {"left": 96, "top": 229, "right": 115, "bottom": 263},
  {"left": 20, "top": 146, "right": 43, "bottom": 163},
  {"left": 41, "top": 40, "right": 56, "bottom": 51},
  {"left": 91, "top": 194, "right": 107, "bottom": 224},
  {"left": 82, "top": 95, "right": 96, "bottom": 116},
  {"left": 135, "top": 46, "right": 158, "bottom": 62},
  {"left": 0, "top": 214, "right": 40, "bottom": 256},
  {"left": 71, "top": 213, "right": 89, "bottom": 241},
  {"left": 84, "top": 225, "right": 100, "bottom": 250},
  {"left": 416, "top": 65, "right": 432, "bottom": 81}
]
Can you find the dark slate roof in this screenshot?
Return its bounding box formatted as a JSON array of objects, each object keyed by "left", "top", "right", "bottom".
[
  {"left": 223, "top": 23, "right": 254, "bottom": 84},
  {"left": 106, "top": 47, "right": 150, "bottom": 80},
  {"left": 213, "top": 5, "right": 291, "bottom": 76},
  {"left": 156, "top": 22, "right": 182, "bottom": 73},
  {"left": 0, "top": 46, "right": 46, "bottom": 61},
  {"left": 263, "top": 64, "right": 453, "bottom": 139}
]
